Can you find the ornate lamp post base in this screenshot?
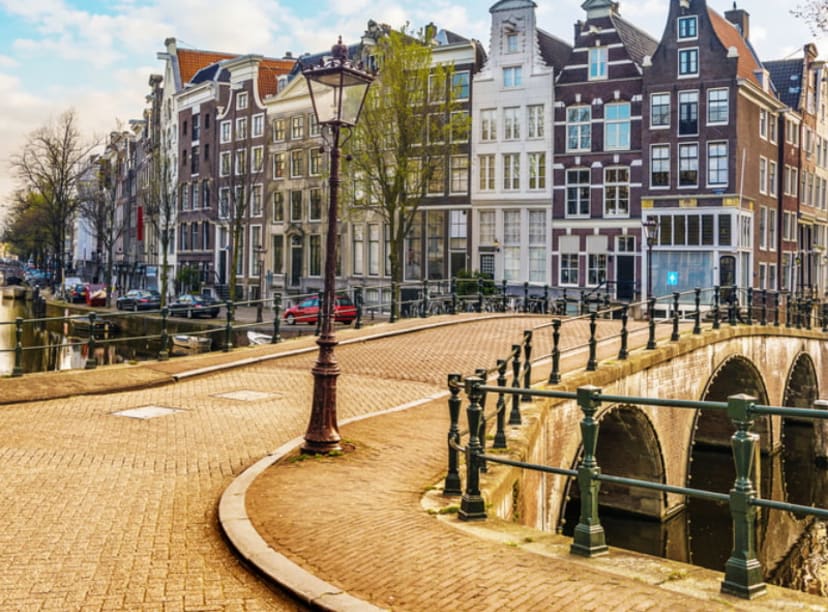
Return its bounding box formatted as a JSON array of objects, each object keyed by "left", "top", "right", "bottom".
[{"left": 301, "top": 336, "right": 342, "bottom": 454}]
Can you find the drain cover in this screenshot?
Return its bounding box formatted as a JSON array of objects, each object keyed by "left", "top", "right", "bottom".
[{"left": 112, "top": 406, "right": 183, "bottom": 419}]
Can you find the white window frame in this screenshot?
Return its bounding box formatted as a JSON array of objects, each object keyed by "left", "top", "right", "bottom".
[
  {"left": 651, "top": 144, "right": 670, "bottom": 188},
  {"left": 566, "top": 106, "right": 592, "bottom": 152},
  {"left": 503, "top": 106, "right": 520, "bottom": 140},
  {"left": 503, "top": 66, "right": 522, "bottom": 88},
  {"left": 252, "top": 113, "right": 265, "bottom": 138},
  {"left": 678, "top": 48, "right": 699, "bottom": 78},
  {"left": 707, "top": 88, "right": 729, "bottom": 125},
  {"left": 502, "top": 153, "right": 520, "bottom": 191},
  {"left": 677, "top": 15, "right": 698, "bottom": 40},
  {"left": 589, "top": 46, "right": 608, "bottom": 80},
  {"left": 604, "top": 102, "right": 631, "bottom": 151},
  {"left": 528, "top": 152, "right": 546, "bottom": 191},
  {"left": 479, "top": 154, "right": 495, "bottom": 192},
  {"left": 707, "top": 141, "right": 728, "bottom": 187},
  {"left": 220, "top": 120, "right": 232, "bottom": 144},
  {"left": 678, "top": 142, "right": 699, "bottom": 188},
  {"left": 480, "top": 109, "right": 496, "bottom": 142},
  {"left": 527, "top": 105, "right": 544, "bottom": 139},
  {"left": 236, "top": 91, "right": 248, "bottom": 110},
  {"left": 650, "top": 92, "right": 670, "bottom": 129},
  {"left": 603, "top": 166, "right": 630, "bottom": 218}
]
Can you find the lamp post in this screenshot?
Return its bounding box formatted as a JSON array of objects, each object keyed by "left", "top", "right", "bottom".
[
  {"left": 642, "top": 218, "right": 659, "bottom": 301},
  {"left": 254, "top": 245, "right": 265, "bottom": 323},
  {"left": 301, "top": 36, "right": 374, "bottom": 454}
]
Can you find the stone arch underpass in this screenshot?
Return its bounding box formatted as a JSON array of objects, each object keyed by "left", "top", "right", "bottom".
[{"left": 508, "top": 328, "right": 828, "bottom": 569}]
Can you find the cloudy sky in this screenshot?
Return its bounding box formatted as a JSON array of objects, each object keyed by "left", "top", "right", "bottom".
[{"left": 0, "top": 0, "right": 822, "bottom": 222}]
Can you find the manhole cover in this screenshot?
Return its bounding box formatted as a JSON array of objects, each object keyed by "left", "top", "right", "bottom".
[
  {"left": 112, "top": 406, "right": 183, "bottom": 419},
  {"left": 214, "top": 390, "right": 278, "bottom": 401}
]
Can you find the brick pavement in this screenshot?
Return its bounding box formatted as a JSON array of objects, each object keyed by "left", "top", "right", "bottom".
[{"left": 1, "top": 312, "right": 822, "bottom": 610}]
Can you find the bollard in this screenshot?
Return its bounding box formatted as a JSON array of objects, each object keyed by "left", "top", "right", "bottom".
[
  {"left": 693, "top": 288, "right": 701, "bottom": 335},
  {"left": 158, "top": 307, "right": 169, "bottom": 361},
  {"left": 12, "top": 317, "right": 23, "bottom": 377},
  {"left": 570, "top": 385, "right": 608, "bottom": 557},
  {"left": 493, "top": 360, "right": 508, "bottom": 449},
  {"left": 224, "top": 300, "right": 234, "bottom": 352},
  {"left": 549, "top": 319, "right": 562, "bottom": 384},
  {"left": 721, "top": 394, "right": 766, "bottom": 599},
  {"left": 713, "top": 286, "right": 721, "bottom": 330},
  {"left": 443, "top": 373, "right": 463, "bottom": 496},
  {"left": 646, "top": 298, "right": 656, "bottom": 350},
  {"left": 521, "top": 330, "right": 532, "bottom": 401},
  {"left": 458, "top": 377, "right": 487, "bottom": 521},
  {"left": 353, "top": 287, "right": 362, "bottom": 330},
  {"left": 509, "top": 344, "right": 522, "bottom": 425},
  {"left": 85, "top": 312, "right": 98, "bottom": 369},
  {"left": 618, "top": 305, "right": 629, "bottom": 360},
  {"left": 272, "top": 293, "right": 282, "bottom": 343},
  {"left": 586, "top": 312, "right": 598, "bottom": 371},
  {"left": 671, "top": 291, "right": 680, "bottom": 341}
]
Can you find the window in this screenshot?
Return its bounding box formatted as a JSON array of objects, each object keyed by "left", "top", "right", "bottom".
[
  {"left": 678, "top": 49, "right": 698, "bottom": 77},
  {"left": 309, "top": 188, "right": 322, "bottom": 221},
  {"left": 503, "top": 153, "right": 520, "bottom": 191},
  {"left": 528, "top": 153, "right": 546, "bottom": 190},
  {"left": 651, "top": 144, "right": 670, "bottom": 187},
  {"left": 479, "top": 210, "right": 495, "bottom": 244},
  {"left": 428, "top": 163, "right": 445, "bottom": 194},
  {"left": 451, "top": 111, "right": 469, "bottom": 143},
  {"left": 759, "top": 157, "right": 768, "bottom": 194},
  {"left": 528, "top": 210, "right": 546, "bottom": 282},
  {"left": 290, "top": 190, "right": 302, "bottom": 221},
  {"left": 428, "top": 113, "right": 446, "bottom": 144},
  {"left": 180, "top": 183, "right": 189, "bottom": 211},
  {"left": 678, "top": 143, "right": 698, "bottom": 186},
  {"left": 503, "top": 107, "right": 520, "bottom": 140},
  {"left": 220, "top": 151, "right": 231, "bottom": 177},
  {"left": 191, "top": 114, "right": 200, "bottom": 141},
  {"left": 678, "top": 91, "right": 698, "bottom": 135},
  {"left": 707, "top": 89, "right": 728, "bottom": 124},
  {"left": 309, "top": 235, "right": 321, "bottom": 276},
  {"left": 272, "top": 192, "right": 284, "bottom": 222},
  {"left": 678, "top": 16, "right": 697, "bottom": 39},
  {"left": 272, "top": 235, "right": 284, "bottom": 274},
  {"left": 235, "top": 149, "right": 247, "bottom": 175},
  {"left": 650, "top": 93, "right": 670, "bottom": 128},
  {"left": 368, "top": 224, "right": 380, "bottom": 275},
  {"left": 309, "top": 148, "right": 322, "bottom": 176},
  {"left": 290, "top": 150, "right": 304, "bottom": 177},
  {"left": 604, "top": 167, "right": 629, "bottom": 217},
  {"left": 566, "top": 169, "right": 590, "bottom": 217},
  {"left": 769, "top": 115, "right": 778, "bottom": 144},
  {"left": 589, "top": 47, "right": 608, "bottom": 80},
  {"left": 219, "top": 188, "right": 230, "bottom": 218},
  {"left": 450, "top": 156, "right": 469, "bottom": 194},
  {"left": 768, "top": 161, "right": 777, "bottom": 196},
  {"left": 567, "top": 106, "right": 591, "bottom": 151},
  {"left": 707, "top": 142, "right": 728, "bottom": 186},
  {"left": 308, "top": 113, "right": 319, "bottom": 137},
  {"left": 506, "top": 33, "right": 518, "bottom": 53},
  {"left": 503, "top": 210, "right": 520, "bottom": 281},
  {"left": 759, "top": 109, "right": 768, "bottom": 139},
  {"left": 479, "top": 155, "right": 495, "bottom": 191},
  {"left": 353, "top": 225, "right": 364, "bottom": 275},
  {"left": 252, "top": 146, "right": 264, "bottom": 173},
  {"left": 588, "top": 254, "right": 607, "bottom": 286},
  {"left": 272, "top": 119, "right": 286, "bottom": 141},
  {"left": 251, "top": 185, "right": 263, "bottom": 217},
  {"left": 480, "top": 109, "right": 497, "bottom": 142},
  {"left": 252, "top": 114, "right": 264, "bottom": 138},
  {"left": 560, "top": 253, "right": 578, "bottom": 285},
  {"left": 236, "top": 91, "right": 248, "bottom": 110},
  {"left": 291, "top": 115, "right": 303, "bottom": 140},
  {"left": 236, "top": 117, "right": 247, "bottom": 140},
  {"left": 272, "top": 153, "right": 285, "bottom": 179},
  {"left": 759, "top": 206, "right": 768, "bottom": 249},
  {"left": 428, "top": 74, "right": 445, "bottom": 103},
  {"left": 503, "top": 66, "right": 522, "bottom": 88},
  {"left": 604, "top": 102, "right": 630, "bottom": 150},
  {"left": 452, "top": 71, "right": 470, "bottom": 100},
  {"left": 768, "top": 208, "right": 777, "bottom": 250},
  {"left": 201, "top": 180, "right": 210, "bottom": 209},
  {"left": 527, "top": 105, "right": 544, "bottom": 139},
  {"left": 221, "top": 120, "right": 231, "bottom": 143}
]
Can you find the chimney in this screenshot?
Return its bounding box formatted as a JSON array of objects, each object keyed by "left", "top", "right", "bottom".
[{"left": 725, "top": 4, "right": 750, "bottom": 40}]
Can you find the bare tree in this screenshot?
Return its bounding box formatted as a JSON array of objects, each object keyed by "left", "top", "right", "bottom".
[
  {"left": 10, "top": 110, "right": 98, "bottom": 289},
  {"left": 792, "top": 1, "right": 828, "bottom": 33},
  {"left": 1, "top": 190, "right": 51, "bottom": 266}
]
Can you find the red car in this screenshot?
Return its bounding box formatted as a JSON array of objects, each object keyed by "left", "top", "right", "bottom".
[
  {"left": 85, "top": 284, "right": 108, "bottom": 307},
  {"left": 283, "top": 295, "right": 357, "bottom": 325}
]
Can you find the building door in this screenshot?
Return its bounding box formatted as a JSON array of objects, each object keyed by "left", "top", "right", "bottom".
[
  {"left": 218, "top": 250, "right": 227, "bottom": 285},
  {"left": 616, "top": 255, "right": 635, "bottom": 301},
  {"left": 290, "top": 236, "right": 303, "bottom": 288}
]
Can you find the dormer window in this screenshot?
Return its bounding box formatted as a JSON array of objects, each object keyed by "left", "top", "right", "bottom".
[
  {"left": 677, "top": 16, "right": 697, "bottom": 40},
  {"left": 506, "top": 33, "right": 518, "bottom": 53},
  {"left": 678, "top": 48, "right": 699, "bottom": 77},
  {"left": 589, "top": 47, "right": 607, "bottom": 80}
]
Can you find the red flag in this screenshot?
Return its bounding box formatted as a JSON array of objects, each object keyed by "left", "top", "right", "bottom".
[{"left": 137, "top": 206, "right": 144, "bottom": 241}]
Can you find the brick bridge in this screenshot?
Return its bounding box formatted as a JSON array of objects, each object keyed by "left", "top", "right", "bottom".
[{"left": 480, "top": 323, "right": 827, "bottom": 577}]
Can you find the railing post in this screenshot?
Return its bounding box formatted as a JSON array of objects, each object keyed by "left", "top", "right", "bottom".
[
  {"left": 795, "top": 296, "right": 803, "bottom": 330},
  {"left": 158, "top": 307, "right": 169, "bottom": 361},
  {"left": 421, "top": 280, "right": 429, "bottom": 318},
  {"left": 477, "top": 278, "right": 483, "bottom": 313},
  {"left": 746, "top": 287, "right": 753, "bottom": 325},
  {"left": 560, "top": 288, "right": 569, "bottom": 315},
  {"left": 693, "top": 287, "right": 701, "bottom": 335},
  {"left": 501, "top": 280, "right": 508, "bottom": 312},
  {"left": 549, "top": 319, "right": 562, "bottom": 384},
  {"left": 272, "top": 293, "right": 282, "bottom": 343},
  {"left": 671, "top": 291, "right": 680, "bottom": 341},
  {"left": 760, "top": 290, "right": 767, "bottom": 326},
  {"left": 618, "top": 305, "right": 629, "bottom": 360},
  {"left": 713, "top": 286, "right": 721, "bottom": 330},
  {"left": 390, "top": 280, "right": 398, "bottom": 323},
  {"left": 586, "top": 312, "right": 598, "bottom": 371},
  {"left": 493, "top": 360, "right": 508, "bottom": 449},
  {"left": 450, "top": 278, "right": 457, "bottom": 315},
  {"left": 580, "top": 290, "right": 587, "bottom": 315},
  {"left": 443, "top": 373, "right": 463, "bottom": 496},
  {"left": 721, "top": 394, "right": 766, "bottom": 599},
  {"left": 805, "top": 298, "right": 813, "bottom": 330},
  {"left": 353, "top": 287, "right": 363, "bottom": 330},
  {"left": 475, "top": 367, "right": 489, "bottom": 473},
  {"left": 728, "top": 288, "right": 737, "bottom": 326},
  {"left": 459, "top": 376, "right": 487, "bottom": 521},
  {"left": 224, "top": 300, "right": 234, "bottom": 352},
  {"left": 646, "top": 297, "right": 657, "bottom": 350},
  {"left": 570, "top": 385, "right": 608, "bottom": 557},
  {"left": 523, "top": 281, "right": 530, "bottom": 313},
  {"left": 12, "top": 317, "right": 24, "bottom": 377},
  {"left": 822, "top": 302, "right": 828, "bottom": 333},
  {"left": 509, "top": 344, "right": 522, "bottom": 425},
  {"left": 85, "top": 312, "right": 98, "bottom": 369},
  {"left": 543, "top": 284, "right": 549, "bottom": 314},
  {"left": 786, "top": 292, "right": 792, "bottom": 328},
  {"left": 521, "top": 330, "right": 532, "bottom": 401},
  {"left": 773, "top": 292, "right": 780, "bottom": 327}
]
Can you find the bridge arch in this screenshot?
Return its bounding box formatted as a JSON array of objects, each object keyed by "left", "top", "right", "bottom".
[{"left": 781, "top": 352, "right": 820, "bottom": 511}]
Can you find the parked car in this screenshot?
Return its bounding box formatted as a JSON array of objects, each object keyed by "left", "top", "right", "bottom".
[
  {"left": 168, "top": 294, "right": 220, "bottom": 318},
  {"left": 116, "top": 289, "right": 161, "bottom": 311},
  {"left": 85, "top": 284, "right": 108, "bottom": 307},
  {"left": 67, "top": 283, "right": 88, "bottom": 303},
  {"left": 283, "top": 294, "right": 357, "bottom": 325}
]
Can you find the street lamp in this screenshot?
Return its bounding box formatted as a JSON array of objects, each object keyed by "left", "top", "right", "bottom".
[
  {"left": 254, "top": 244, "right": 265, "bottom": 323},
  {"left": 642, "top": 217, "right": 659, "bottom": 301},
  {"left": 301, "top": 36, "right": 374, "bottom": 454}
]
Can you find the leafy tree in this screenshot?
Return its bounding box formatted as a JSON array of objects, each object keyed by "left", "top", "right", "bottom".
[
  {"left": 1, "top": 190, "right": 51, "bottom": 265},
  {"left": 792, "top": 2, "right": 828, "bottom": 33},
  {"left": 346, "top": 26, "right": 469, "bottom": 320},
  {"left": 10, "top": 110, "right": 97, "bottom": 287}
]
